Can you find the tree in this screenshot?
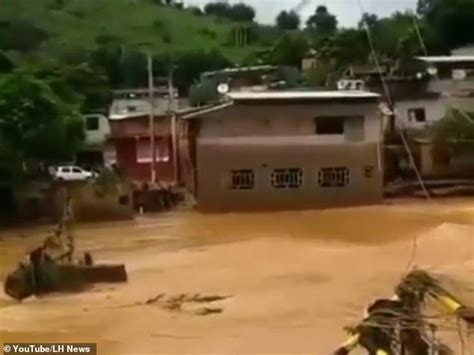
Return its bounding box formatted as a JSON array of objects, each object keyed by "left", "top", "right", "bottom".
[
  {"left": 0, "top": 73, "right": 84, "bottom": 176},
  {"left": 358, "top": 13, "right": 379, "bottom": 29},
  {"left": 164, "top": 49, "right": 231, "bottom": 94},
  {"left": 229, "top": 3, "right": 256, "bottom": 22},
  {"left": 306, "top": 5, "right": 337, "bottom": 36},
  {"left": 423, "top": 0, "right": 474, "bottom": 50},
  {"left": 0, "top": 51, "right": 14, "bottom": 73},
  {"left": 204, "top": 2, "right": 255, "bottom": 22},
  {"left": 0, "top": 20, "right": 50, "bottom": 53},
  {"left": 432, "top": 109, "right": 474, "bottom": 154},
  {"left": 204, "top": 2, "right": 231, "bottom": 18},
  {"left": 417, "top": 0, "right": 436, "bottom": 16},
  {"left": 271, "top": 32, "right": 309, "bottom": 67},
  {"left": 276, "top": 10, "right": 300, "bottom": 30},
  {"left": 188, "top": 6, "right": 203, "bottom": 16},
  {"left": 318, "top": 29, "right": 370, "bottom": 69}
]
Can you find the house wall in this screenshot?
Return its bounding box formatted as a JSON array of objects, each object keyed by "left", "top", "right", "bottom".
[
  {"left": 199, "top": 103, "right": 381, "bottom": 143},
  {"left": 110, "top": 98, "right": 178, "bottom": 117},
  {"left": 83, "top": 114, "right": 110, "bottom": 147},
  {"left": 196, "top": 140, "right": 382, "bottom": 210},
  {"left": 192, "top": 101, "right": 383, "bottom": 210},
  {"left": 109, "top": 116, "right": 171, "bottom": 137},
  {"left": 428, "top": 78, "right": 474, "bottom": 95},
  {"left": 394, "top": 97, "right": 448, "bottom": 129},
  {"left": 114, "top": 137, "right": 174, "bottom": 183}
]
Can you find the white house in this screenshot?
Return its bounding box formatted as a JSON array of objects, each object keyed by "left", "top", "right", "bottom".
[{"left": 394, "top": 93, "right": 449, "bottom": 130}]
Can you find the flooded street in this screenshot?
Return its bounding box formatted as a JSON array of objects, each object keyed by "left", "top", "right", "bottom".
[{"left": 1, "top": 200, "right": 473, "bottom": 354}]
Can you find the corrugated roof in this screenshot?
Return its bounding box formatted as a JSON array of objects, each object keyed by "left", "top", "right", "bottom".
[
  {"left": 182, "top": 102, "right": 234, "bottom": 119},
  {"left": 416, "top": 56, "right": 474, "bottom": 63},
  {"left": 227, "top": 90, "right": 380, "bottom": 101}
]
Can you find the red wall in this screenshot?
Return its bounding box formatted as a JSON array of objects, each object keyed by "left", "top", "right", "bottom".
[{"left": 114, "top": 136, "right": 174, "bottom": 183}]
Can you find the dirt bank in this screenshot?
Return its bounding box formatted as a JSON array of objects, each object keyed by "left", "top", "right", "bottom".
[{"left": 0, "top": 200, "right": 473, "bottom": 354}]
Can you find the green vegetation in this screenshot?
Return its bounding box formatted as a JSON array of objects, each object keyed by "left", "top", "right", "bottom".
[
  {"left": 433, "top": 110, "right": 474, "bottom": 153},
  {"left": 0, "top": 72, "right": 84, "bottom": 186},
  {"left": 1, "top": 0, "right": 474, "bottom": 215},
  {"left": 0, "top": 0, "right": 260, "bottom": 60}
]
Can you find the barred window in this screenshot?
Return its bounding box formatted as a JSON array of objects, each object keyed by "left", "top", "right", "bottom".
[
  {"left": 271, "top": 168, "right": 303, "bottom": 189},
  {"left": 229, "top": 170, "right": 254, "bottom": 190},
  {"left": 318, "top": 167, "right": 349, "bottom": 187}
]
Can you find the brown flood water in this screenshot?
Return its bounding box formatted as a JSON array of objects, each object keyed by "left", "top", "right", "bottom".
[{"left": 0, "top": 199, "right": 473, "bottom": 354}]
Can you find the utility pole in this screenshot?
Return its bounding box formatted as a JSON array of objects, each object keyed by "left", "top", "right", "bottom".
[
  {"left": 147, "top": 54, "right": 157, "bottom": 184},
  {"left": 168, "top": 65, "right": 179, "bottom": 183}
]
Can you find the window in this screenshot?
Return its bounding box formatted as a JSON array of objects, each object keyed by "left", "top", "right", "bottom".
[
  {"left": 315, "top": 116, "right": 344, "bottom": 135},
  {"left": 72, "top": 167, "right": 82, "bottom": 173},
  {"left": 408, "top": 108, "right": 426, "bottom": 123},
  {"left": 86, "top": 116, "right": 99, "bottom": 131},
  {"left": 229, "top": 170, "right": 254, "bottom": 190},
  {"left": 271, "top": 169, "right": 303, "bottom": 189},
  {"left": 318, "top": 167, "right": 349, "bottom": 187},
  {"left": 60, "top": 167, "right": 71, "bottom": 173},
  {"left": 364, "top": 166, "right": 374, "bottom": 179},
  {"left": 136, "top": 139, "right": 170, "bottom": 163},
  {"left": 127, "top": 105, "right": 137, "bottom": 112}
]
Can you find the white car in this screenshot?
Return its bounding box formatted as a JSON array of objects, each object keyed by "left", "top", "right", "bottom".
[{"left": 54, "top": 166, "right": 95, "bottom": 182}]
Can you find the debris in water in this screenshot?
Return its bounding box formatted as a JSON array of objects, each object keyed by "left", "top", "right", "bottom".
[
  {"left": 3, "top": 201, "right": 128, "bottom": 301},
  {"left": 333, "top": 269, "right": 474, "bottom": 354},
  {"left": 144, "top": 293, "right": 230, "bottom": 316}
]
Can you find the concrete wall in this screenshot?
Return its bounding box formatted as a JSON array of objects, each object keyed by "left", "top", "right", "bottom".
[
  {"left": 199, "top": 103, "right": 382, "bottom": 143},
  {"left": 83, "top": 114, "right": 110, "bottom": 147},
  {"left": 428, "top": 79, "right": 474, "bottom": 95},
  {"left": 196, "top": 140, "right": 383, "bottom": 210},
  {"left": 395, "top": 97, "right": 448, "bottom": 129},
  {"left": 192, "top": 101, "right": 383, "bottom": 210}
]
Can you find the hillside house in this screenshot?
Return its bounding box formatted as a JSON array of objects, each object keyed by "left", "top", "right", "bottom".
[
  {"left": 181, "top": 91, "right": 383, "bottom": 211},
  {"left": 77, "top": 114, "right": 110, "bottom": 168},
  {"left": 200, "top": 65, "right": 278, "bottom": 92},
  {"left": 107, "top": 89, "right": 181, "bottom": 183}
]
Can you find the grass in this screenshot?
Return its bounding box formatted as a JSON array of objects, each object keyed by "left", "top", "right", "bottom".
[{"left": 0, "top": 0, "right": 265, "bottom": 62}]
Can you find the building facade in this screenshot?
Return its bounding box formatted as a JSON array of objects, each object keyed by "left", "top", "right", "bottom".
[
  {"left": 77, "top": 114, "right": 110, "bottom": 168},
  {"left": 182, "top": 91, "right": 384, "bottom": 211},
  {"left": 107, "top": 89, "right": 180, "bottom": 183}
]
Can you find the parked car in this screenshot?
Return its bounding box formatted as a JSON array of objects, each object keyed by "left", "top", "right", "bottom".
[{"left": 53, "top": 166, "right": 96, "bottom": 182}]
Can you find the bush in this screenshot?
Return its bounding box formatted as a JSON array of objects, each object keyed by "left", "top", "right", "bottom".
[
  {"left": 188, "top": 6, "right": 203, "bottom": 16},
  {"left": 199, "top": 27, "right": 217, "bottom": 40}
]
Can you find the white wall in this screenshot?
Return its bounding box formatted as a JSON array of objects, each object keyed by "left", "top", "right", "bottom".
[
  {"left": 395, "top": 97, "right": 448, "bottom": 129},
  {"left": 83, "top": 114, "right": 110, "bottom": 147}
]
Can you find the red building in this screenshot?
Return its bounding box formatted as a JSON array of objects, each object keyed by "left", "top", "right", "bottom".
[{"left": 107, "top": 113, "right": 177, "bottom": 183}]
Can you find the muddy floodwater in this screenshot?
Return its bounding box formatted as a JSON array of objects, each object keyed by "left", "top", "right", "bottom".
[{"left": 1, "top": 199, "right": 473, "bottom": 354}]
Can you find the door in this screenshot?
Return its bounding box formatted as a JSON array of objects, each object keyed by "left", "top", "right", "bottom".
[{"left": 71, "top": 166, "right": 84, "bottom": 180}]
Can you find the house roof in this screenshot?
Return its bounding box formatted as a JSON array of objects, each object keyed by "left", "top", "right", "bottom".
[
  {"left": 182, "top": 102, "right": 234, "bottom": 120},
  {"left": 201, "top": 65, "right": 277, "bottom": 78},
  {"left": 416, "top": 56, "right": 474, "bottom": 64},
  {"left": 182, "top": 91, "right": 381, "bottom": 120},
  {"left": 227, "top": 90, "right": 380, "bottom": 101}
]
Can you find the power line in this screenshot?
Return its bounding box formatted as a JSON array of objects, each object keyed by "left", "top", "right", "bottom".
[{"left": 357, "top": 0, "right": 432, "bottom": 202}]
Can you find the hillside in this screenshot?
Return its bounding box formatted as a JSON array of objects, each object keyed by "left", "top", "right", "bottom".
[{"left": 0, "top": 0, "right": 263, "bottom": 61}]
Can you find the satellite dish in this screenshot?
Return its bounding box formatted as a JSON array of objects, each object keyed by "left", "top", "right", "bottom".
[
  {"left": 427, "top": 66, "right": 438, "bottom": 76},
  {"left": 217, "top": 83, "right": 230, "bottom": 94}
]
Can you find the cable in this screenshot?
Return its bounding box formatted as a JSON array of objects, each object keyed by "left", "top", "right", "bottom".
[{"left": 357, "top": 0, "right": 432, "bottom": 202}]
